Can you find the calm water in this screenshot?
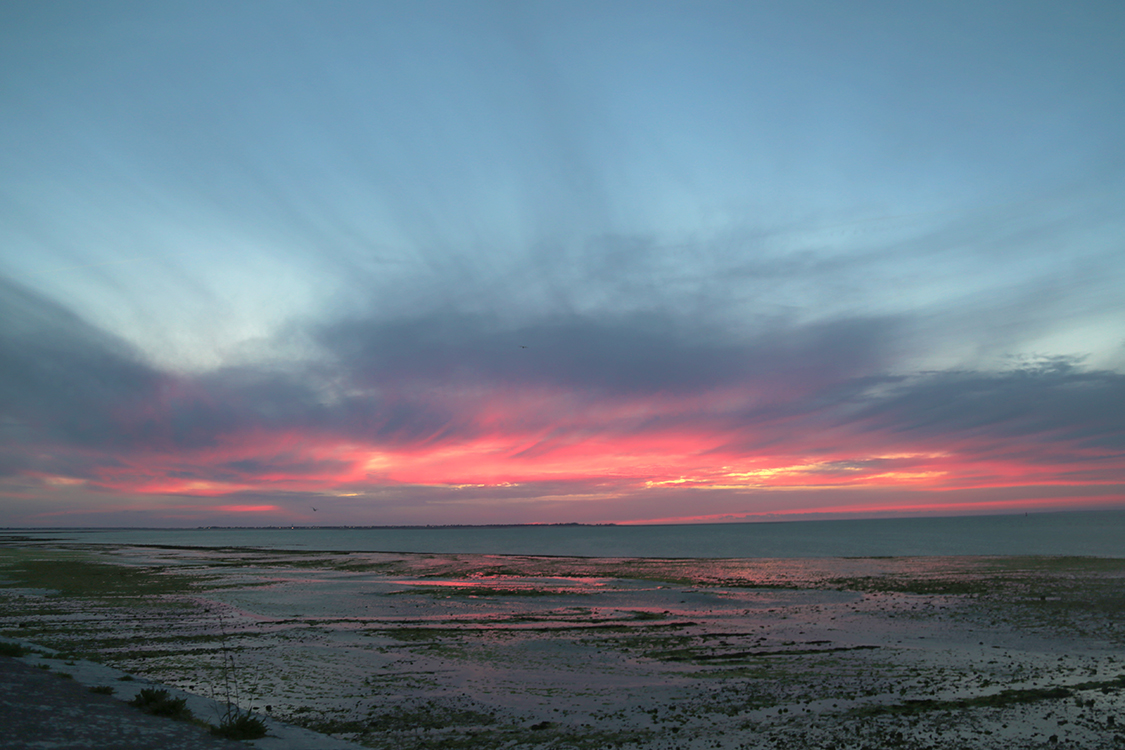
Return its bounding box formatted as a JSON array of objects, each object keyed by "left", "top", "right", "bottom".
[{"left": 7, "top": 510, "right": 1124, "bottom": 558}]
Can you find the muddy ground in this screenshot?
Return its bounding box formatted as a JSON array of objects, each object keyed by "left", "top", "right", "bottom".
[{"left": 1, "top": 537, "right": 1123, "bottom": 749}]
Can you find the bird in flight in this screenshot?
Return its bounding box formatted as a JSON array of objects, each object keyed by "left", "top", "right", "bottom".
[
  {"left": 519, "top": 345, "right": 528, "bottom": 348},
  {"left": 311, "top": 507, "right": 318, "bottom": 512}
]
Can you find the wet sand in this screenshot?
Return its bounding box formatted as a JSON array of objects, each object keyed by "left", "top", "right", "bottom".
[{"left": 1, "top": 539, "right": 1123, "bottom": 749}]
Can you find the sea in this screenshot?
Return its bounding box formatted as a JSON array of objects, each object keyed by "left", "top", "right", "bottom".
[{"left": 6, "top": 509, "right": 1124, "bottom": 558}]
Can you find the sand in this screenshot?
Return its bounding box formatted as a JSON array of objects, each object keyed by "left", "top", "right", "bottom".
[{"left": 1, "top": 538, "right": 1123, "bottom": 749}]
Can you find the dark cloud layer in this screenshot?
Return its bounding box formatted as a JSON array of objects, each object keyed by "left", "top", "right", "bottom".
[
  {"left": 3, "top": 273, "right": 1123, "bottom": 497},
  {"left": 854, "top": 360, "right": 1125, "bottom": 452},
  {"left": 319, "top": 311, "right": 901, "bottom": 396},
  {"left": 0, "top": 278, "right": 161, "bottom": 450}
]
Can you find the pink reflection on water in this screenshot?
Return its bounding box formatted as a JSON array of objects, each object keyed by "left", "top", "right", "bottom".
[{"left": 390, "top": 576, "right": 611, "bottom": 589}]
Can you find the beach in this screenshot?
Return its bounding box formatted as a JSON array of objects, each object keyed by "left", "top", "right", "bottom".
[{"left": 1, "top": 536, "right": 1123, "bottom": 749}]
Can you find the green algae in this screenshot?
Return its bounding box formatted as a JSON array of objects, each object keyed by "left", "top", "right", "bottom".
[
  {"left": 300, "top": 704, "right": 658, "bottom": 750},
  {"left": 850, "top": 674, "right": 1125, "bottom": 718},
  {"left": 0, "top": 557, "right": 201, "bottom": 600},
  {"left": 827, "top": 576, "right": 999, "bottom": 596},
  {"left": 373, "top": 626, "right": 468, "bottom": 642},
  {"left": 390, "top": 585, "right": 565, "bottom": 598},
  {"left": 982, "top": 556, "right": 1125, "bottom": 574}
]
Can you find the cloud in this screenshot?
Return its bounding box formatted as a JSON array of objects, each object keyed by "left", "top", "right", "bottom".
[
  {"left": 0, "top": 277, "right": 162, "bottom": 450},
  {"left": 318, "top": 310, "right": 901, "bottom": 397},
  {"left": 3, "top": 267, "right": 1123, "bottom": 516},
  {"left": 852, "top": 358, "right": 1125, "bottom": 454}
]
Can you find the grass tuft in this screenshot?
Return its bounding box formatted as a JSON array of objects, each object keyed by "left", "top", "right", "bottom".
[
  {"left": 211, "top": 712, "right": 268, "bottom": 740},
  {"left": 128, "top": 688, "right": 194, "bottom": 721},
  {"left": 0, "top": 642, "right": 27, "bottom": 657}
]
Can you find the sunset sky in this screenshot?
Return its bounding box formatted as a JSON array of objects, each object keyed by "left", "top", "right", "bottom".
[{"left": 2, "top": 1, "right": 1124, "bottom": 527}]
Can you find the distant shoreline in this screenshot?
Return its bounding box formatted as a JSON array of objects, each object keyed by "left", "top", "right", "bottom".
[
  {"left": 1, "top": 522, "right": 620, "bottom": 531},
  {"left": 4, "top": 506, "right": 1124, "bottom": 534},
  {"left": 4, "top": 510, "right": 1124, "bottom": 558}
]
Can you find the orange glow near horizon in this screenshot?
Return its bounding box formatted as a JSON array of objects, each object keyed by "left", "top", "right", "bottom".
[
  {"left": 61, "top": 419, "right": 1125, "bottom": 503},
  {"left": 15, "top": 380, "right": 1124, "bottom": 522}
]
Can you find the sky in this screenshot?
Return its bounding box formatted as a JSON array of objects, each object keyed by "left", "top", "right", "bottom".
[{"left": 2, "top": 1, "right": 1124, "bottom": 527}]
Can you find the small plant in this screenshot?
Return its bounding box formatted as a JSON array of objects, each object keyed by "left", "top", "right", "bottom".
[
  {"left": 89, "top": 685, "right": 114, "bottom": 695},
  {"left": 0, "top": 642, "right": 27, "bottom": 657},
  {"left": 54, "top": 672, "right": 74, "bottom": 680},
  {"left": 205, "top": 609, "right": 267, "bottom": 740},
  {"left": 211, "top": 712, "right": 268, "bottom": 740},
  {"left": 118, "top": 674, "right": 135, "bottom": 681},
  {"left": 128, "top": 688, "right": 194, "bottom": 721}
]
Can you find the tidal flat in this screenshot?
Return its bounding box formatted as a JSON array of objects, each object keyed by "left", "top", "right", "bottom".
[{"left": 1, "top": 537, "right": 1123, "bottom": 749}]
